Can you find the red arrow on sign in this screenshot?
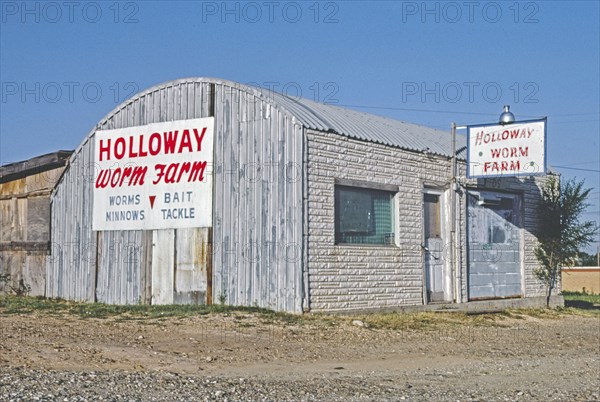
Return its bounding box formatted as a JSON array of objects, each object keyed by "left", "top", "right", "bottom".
[{"left": 149, "top": 195, "right": 156, "bottom": 208}]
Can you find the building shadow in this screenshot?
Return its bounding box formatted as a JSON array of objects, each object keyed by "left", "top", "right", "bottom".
[{"left": 564, "top": 299, "right": 600, "bottom": 310}]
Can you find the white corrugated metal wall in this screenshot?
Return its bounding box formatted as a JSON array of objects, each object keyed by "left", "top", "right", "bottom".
[{"left": 47, "top": 78, "right": 305, "bottom": 312}]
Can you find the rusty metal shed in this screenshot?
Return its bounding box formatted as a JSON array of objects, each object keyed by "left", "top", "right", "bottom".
[{"left": 0, "top": 151, "right": 72, "bottom": 296}]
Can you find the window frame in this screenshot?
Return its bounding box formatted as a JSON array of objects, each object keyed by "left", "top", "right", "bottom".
[{"left": 333, "top": 181, "right": 397, "bottom": 246}]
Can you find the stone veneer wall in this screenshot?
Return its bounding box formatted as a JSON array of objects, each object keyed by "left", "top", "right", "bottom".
[{"left": 305, "top": 130, "right": 549, "bottom": 312}]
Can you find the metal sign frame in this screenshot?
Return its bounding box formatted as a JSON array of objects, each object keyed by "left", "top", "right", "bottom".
[{"left": 466, "top": 117, "right": 547, "bottom": 179}]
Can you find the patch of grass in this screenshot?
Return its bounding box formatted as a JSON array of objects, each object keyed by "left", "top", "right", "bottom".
[
  {"left": 0, "top": 295, "right": 72, "bottom": 314},
  {"left": 0, "top": 295, "right": 304, "bottom": 322},
  {"left": 504, "top": 308, "right": 565, "bottom": 319},
  {"left": 341, "top": 303, "right": 600, "bottom": 331},
  {"left": 2, "top": 295, "right": 598, "bottom": 328},
  {"left": 351, "top": 311, "right": 502, "bottom": 332},
  {"left": 501, "top": 305, "right": 599, "bottom": 319},
  {"left": 562, "top": 291, "right": 600, "bottom": 305}
]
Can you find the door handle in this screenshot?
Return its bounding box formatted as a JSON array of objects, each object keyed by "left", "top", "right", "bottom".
[{"left": 422, "top": 244, "right": 439, "bottom": 260}]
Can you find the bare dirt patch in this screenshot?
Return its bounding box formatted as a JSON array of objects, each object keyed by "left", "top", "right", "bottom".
[{"left": 1, "top": 306, "right": 598, "bottom": 401}]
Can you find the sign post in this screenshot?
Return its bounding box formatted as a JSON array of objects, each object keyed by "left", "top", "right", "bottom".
[{"left": 451, "top": 108, "right": 547, "bottom": 303}]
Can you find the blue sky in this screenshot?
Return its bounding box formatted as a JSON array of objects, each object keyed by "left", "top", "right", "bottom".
[{"left": 1, "top": 0, "right": 599, "bottom": 252}]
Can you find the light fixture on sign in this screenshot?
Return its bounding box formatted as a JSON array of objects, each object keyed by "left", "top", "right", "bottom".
[{"left": 499, "top": 105, "right": 515, "bottom": 125}]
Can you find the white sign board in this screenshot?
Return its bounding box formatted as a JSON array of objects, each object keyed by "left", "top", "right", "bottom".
[
  {"left": 92, "top": 117, "right": 214, "bottom": 231},
  {"left": 467, "top": 118, "right": 546, "bottom": 178}
]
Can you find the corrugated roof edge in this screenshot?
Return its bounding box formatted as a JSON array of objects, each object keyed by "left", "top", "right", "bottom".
[
  {"left": 54, "top": 77, "right": 467, "bottom": 194},
  {"left": 267, "top": 89, "right": 463, "bottom": 158}
]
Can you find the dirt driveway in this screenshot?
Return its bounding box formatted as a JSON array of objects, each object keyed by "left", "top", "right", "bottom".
[{"left": 0, "top": 308, "right": 598, "bottom": 401}]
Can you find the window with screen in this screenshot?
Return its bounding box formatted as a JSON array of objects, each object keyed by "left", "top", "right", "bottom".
[
  {"left": 424, "top": 193, "right": 441, "bottom": 238},
  {"left": 334, "top": 185, "right": 395, "bottom": 245}
]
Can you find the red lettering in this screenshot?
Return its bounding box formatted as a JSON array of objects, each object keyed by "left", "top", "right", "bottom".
[
  {"left": 95, "top": 166, "right": 148, "bottom": 188},
  {"left": 119, "top": 166, "right": 131, "bottom": 186},
  {"left": 153, "top": 162, "right": 208, "bottom": 184},
  {"left": 178, "top": 129, "right": 193, "bottom": 154},
  {"left": 489, "top": 146, "right": 529, "bottom": 159},
  {"left": 128, "top": 166, "right": 147, "bottom": 186},
  {"left": 138, "top": 135, "right": 148, "bottom": 157},
  {"left": 153, "top": 163, "right": 166, "bottom": 184},
  {"left": 98, "top": 138, "right": 111, "bottom": 161},
  {"left": 149, "top": 133, "right": 161, "bottom": 155},
  {"left": 176, "top": 162, "right": 191, "bottom": 183},
  {"left": 483, "top": 160, "right": 521, "bottom": 174},
  {"left": 188, "top": 161, "right": 207, "bottom": 182},
  {"left": 114, "top": 138, "right": 126, "bottom": 160},
  {"left": 98, "top": 125, "right": 209, "bottom": 163},
  {"left": 194, "top": 127, "right": 207, "bottom": 151},
  {"left": 165, "top": 163, "right": 178, "bottom": 183},
  {"left": 163, "top": 131, "right": 178, "bottom": 154},
  {"left": 475, "top": 131, "right": 484, "bottom": 146},
  {"left": 128, "top": 136, "right": 138, "bottom": 158},
  {"left": 95, "top": 169, "right": 111, "bottom": 188},
  {"left": 110, "top": 168, "right": 122, "bottom": 187}
]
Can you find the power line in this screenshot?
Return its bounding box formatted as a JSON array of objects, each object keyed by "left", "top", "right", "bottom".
[
  {"left": 552, "top": 166, "right": 600, "bottom": 173},
  {"left": 337, "top": 104, "right": 506, "bottom": 117},
  {"left": 552, "top": 161, "right": 599, "bottom": 167},
  {"left": 550, "top": 119, "right": 600, "bottom": 125},
  {"left": 338, "top": 104, "right": 599, "bottom": 122},
  {"left": 551, "top": 112, "right": 600, "bottom": 117}
]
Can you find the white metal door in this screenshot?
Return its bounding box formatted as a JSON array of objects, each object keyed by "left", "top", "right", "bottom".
[{"left": 424, "top": 193, "right": 445, "bottom": 303}]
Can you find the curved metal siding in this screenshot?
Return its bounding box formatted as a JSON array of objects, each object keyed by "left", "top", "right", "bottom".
[
  {"left": 210, "top": 83, "right": 304, "bottom": 311},
  {"left": 47, "top": 137, "right": 97, "bottom": 302},
  {"left": 71, "top": 77, "right": 459, "bottom": 159},
  {"left": 91, "top": 96, "right": 151, "bottom": 305},
  {"left": 48, "top": 79, "right": 304, "bottom": 311}
]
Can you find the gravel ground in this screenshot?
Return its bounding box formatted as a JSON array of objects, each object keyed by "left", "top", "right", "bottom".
[{"left": 0, "top": 311, "right": 598, "bottom": 401}]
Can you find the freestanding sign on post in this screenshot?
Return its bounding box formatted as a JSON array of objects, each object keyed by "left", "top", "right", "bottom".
[
  {"left": 92, "top": 117, "right": 214, "bottom": 231},
  {"left": 466, "top": 118, "right": 547, "bottom": 178}
]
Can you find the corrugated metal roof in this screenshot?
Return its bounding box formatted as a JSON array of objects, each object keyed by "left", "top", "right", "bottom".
[
  {"left": 88, "top": 77, "right": 465, "bottom": 159},
  {"left": 267, "top": 91, "right": 465, "bottom": 158}
]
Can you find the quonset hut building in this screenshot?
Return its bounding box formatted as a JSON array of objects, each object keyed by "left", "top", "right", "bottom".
[{"left": 45, "top": 77, "right": 560, "bottom": 313}]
